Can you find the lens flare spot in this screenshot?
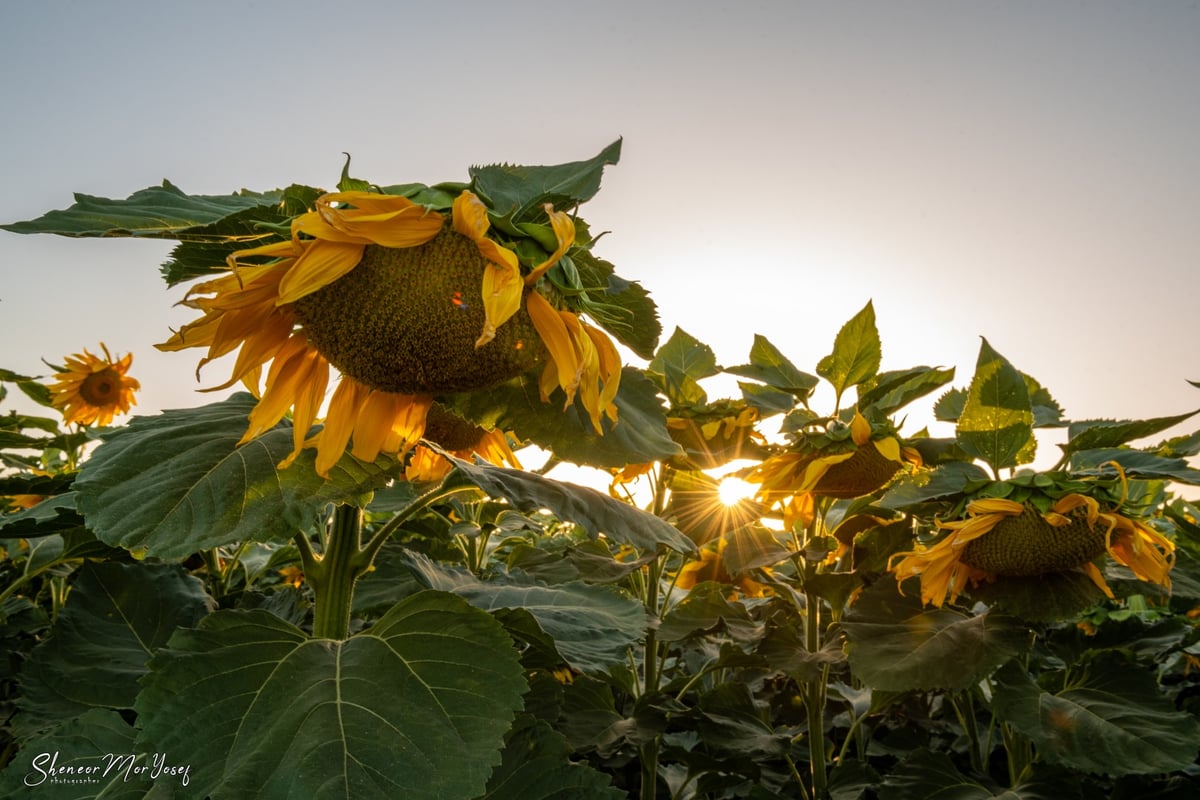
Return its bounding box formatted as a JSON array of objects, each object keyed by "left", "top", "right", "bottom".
[{"left": 718, "top": 476, "right": 758, "bottom": 507}]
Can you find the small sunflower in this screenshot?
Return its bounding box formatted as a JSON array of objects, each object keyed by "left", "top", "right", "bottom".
[
  {"left": 749, "top": 411, "right": 919, "bottom": 505},
  {"left": 48, "top": 343, "right": 140, "bottom": 427},
  {"left": 160, "top": 190, "right": 621, "bottom": 476},
  {"left": 676, "top": 538, "right": 771, "bottom": 599},
  {"left": 889, "top": 494, "right": 1175, "bottom": 608}
]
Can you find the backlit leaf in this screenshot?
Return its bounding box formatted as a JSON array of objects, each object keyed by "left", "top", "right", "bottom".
[
  {"left": 816, "top": 301, "right": 881, "bottom": 403},
  {"left": 470, "top": 139, "right": 622, "bottom": 218},
  {"left": 956, "top": 339, "right": 1035, "bottom": 472},
  {"left": 647, "top": 328, "right": 721, "bottom": 409},
  {"left": 726, "top": 334, "right": 819, "bottom": 399},
  {"left": 1062, "top": 409, "right": 1200, "bottom": 455},
  {"left": 441, "top": 452, "right": 695, "bottom": 555}
]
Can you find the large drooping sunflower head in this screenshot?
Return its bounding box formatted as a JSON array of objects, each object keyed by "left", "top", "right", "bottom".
[
  {"left": 48, "top": 343, "right": 140, "bottom": 427},
  {"left": 889, "top": 491, "right": 1176, "bottom": 611},
  {"left": 157, "top": 145, "right": 649, "bottom": 477}
]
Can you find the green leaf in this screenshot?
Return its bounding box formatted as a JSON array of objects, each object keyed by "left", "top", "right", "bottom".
[
  {"left": 879, "top": 749, "right": 995, "bottom": 800},
  {"left": 0, "top": 492, "right": 82, "bottom": 538},
  {"left": 440, "top": 452, "right": 696, "bottom": 555},
  {"left": 881, "top": 749, "right": 1078, "bottom": 800},
  {"left": 1062, "top": 409, "right": 1200, "bottom": 455},
  {"left": 991, "top": 653, "right": 1200, "bottom": 775},
  {"left": 696, "top": 681, "right": 790, "bottom": 759},
  {"left": 816, "top": 301, "right": 881, "bottom": 403},
  {"left": 646, "top": 327, "right": 720, "bottom": 409},
  {"left": 657, "top": 583, "right": 762, "bottom": 646},
  {"left": 965, "top": 571, "right": 1108, "bottom": 622},
  {"left": 878, "top": 462, "right": 991, "bottom": 510},
  {"left": 0, "top": 709, "right": 157, "bottom": 799},
  {"left": 445, "top": 368, "right": 682, "bottom": 468},
  {"left": 470, "top": 139, "right": 621, "bottom": 218},
  {"left": 74, "top": 394, "right": 396, "bottom": 558},
  {"left": 15, "top": 562, "right": 211, "bottom": 738},
  {"left": 1069, "top": 448, "right": 1200, "bottom": 485},
  {"left": 401, "top": 551, "right": 645, "bottom": 672},
  {"left": 570, "top": 251, "right": 661, "bottom": 359},
  {"left": 480, "top": 716, "right": 624, "bottom": 800},
  {"left": 858, "top": 366, "right": 956, "bottom": 417},
  {"left": 136, "top": 593, "right": 526, "bottom": 800},
  {"left": 159, "top": 184, "right": 321, "bottom": 286},
  {"left": 725, "top": 335, "right": 819, "bottom": 399},
  {"left": 1025, "top": 374, "right": 1066, "bottom": 428},
  {"left": 841, "top": 579, "right": 1032, "bottom": 691},
  {"left": 934, "top": 387, "right": 968, "bottom": 423},
  {"left": 2, "top": 180, "right": 284, "bottom": 238},
  {"left": 956, "top": 339, "right": 1035, "bottom": 472}
]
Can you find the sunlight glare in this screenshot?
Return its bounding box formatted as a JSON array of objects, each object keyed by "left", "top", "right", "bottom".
[{"left": 717, "top": 475, "right": 758, "bottom": 507}]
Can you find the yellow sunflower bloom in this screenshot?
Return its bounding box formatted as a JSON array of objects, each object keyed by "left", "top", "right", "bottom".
[
  {"left": 404, "top": 405, "right": 523, "bottom": 483},
  {"left": 48, "top": 343, "right": 140, "bottom": 427},
  {"left": 889, "top": 494, "right": 1176, "bottom": 608},
  {"left": 676, "top": 538, "right": 772, "bottom": 599},
  {"left": 748, "top": 412, "right": 915, "bottom": 505},
  {"left": 160, "top": 189, "right": 620, "bottom": 476}
]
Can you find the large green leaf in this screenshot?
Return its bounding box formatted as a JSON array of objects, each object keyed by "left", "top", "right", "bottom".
[
  {"left": 400, "top": 551, "right": 645, "bottom": 672},
  {"left": 444, "top": 368, "right": 683, "bottom": 468},
  {"left": 136, "top": 593, "right": 526, "bottom": 800},
  {"left": 0, "top": 709, "right": 158, "bottom": 799},
  {"left": 1062, "top": 410, "right": 1200, "bottom": 456},
  {"left": 991, "top": 654, "right": 1200, "bottom": 775},
  {"left": 2, "top": 181, "right": 283, "bottom": 238},
  {"left": 470, "top": 139, "right": 621, "bottom": 218},
  {"left": 0, "top": 492, "right": 83, "bottom": 538},
  {"left": 956, "top": 339, "right": 1035, "bottom": 472},
  {"left": 646, "top": 327, "right": 721, "bottom": 409},
  {"left": 441, "top": 452, "right": 696, "bottom": 555},
  {"left": 879, "top": 462, "right": 991, "bottom": 510},
  {"left": 657, "top": 582, "right": 762, "bottom": 646},
  {"left": 74, "top": 394, "right": 396, "bottom": 558},
  {"left": 725, "top": 334, "right": 819, "bottom": 399},
  {"left": 16, "top": 562, "right": 211, "bottom": 738},
  {"left": 480, "top": 716, "right": 624, "bottom": 800},
  {"left": 816, "top": 301, "right": 881, "bottom": 404},
  {"left": 841, "top": 579, "right": 1032, "bottom": 691}
]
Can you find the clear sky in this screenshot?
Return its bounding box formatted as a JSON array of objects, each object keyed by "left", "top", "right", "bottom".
[{"left": 2, "top": 0, "right": 1198, "bottom": 470}]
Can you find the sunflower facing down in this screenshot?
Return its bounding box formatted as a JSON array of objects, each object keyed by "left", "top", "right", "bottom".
[
  {"left": 48, "top": 343, "right": 140, "bottom": 427},
  {"left": 889, "top": 494, "right": 1175, "bottom": 608},
  {"left": 748, "top": 412, "right": 919, "bottom": 516},
  {"left": 160, "top": 189, "right": 622, "bottom": 476}
]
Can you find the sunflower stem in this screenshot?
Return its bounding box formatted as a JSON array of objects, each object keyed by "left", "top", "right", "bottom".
[
  {"left": 309, "top": 504, "right": 367, "bottom": 640},
  {"left": 639, "top": 466, "right": 672, "bottom": 800}
]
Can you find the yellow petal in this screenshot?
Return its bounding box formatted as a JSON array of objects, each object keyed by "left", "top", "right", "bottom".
[
  {"left": 850, "top": 411, "right": 871, "bottom": 446},
  {"left": 526, "top": 291, "right": 581, "bottom": 402},
  {"left": 583, "top": 322, "right": 622, "bottom": 423},
  {"left": 307, "top": 192, "right": 444, "bottom": 247},
  {"left": 475, "top": 262, "right": 523, "bottom": 348},
  {"left": 524, "top": 205, "right": 577, "bottom": 286},
  {"left": 964, "top": 498, "right": 1025, "bottom": 516},
  {"left": 276, "top": 240, "right": 366, "bottom": 305},
  {"left": 873, "top": 436, "right": 902, "bottom": 463},
  {"left": 314, "top": 379, "right": 371, "bottom": 477}
]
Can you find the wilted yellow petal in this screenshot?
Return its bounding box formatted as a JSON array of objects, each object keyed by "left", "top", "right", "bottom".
[
  {"left": 964, "top": 498, "right": 1025, "bottom": 516},
  {"left": 314, "top": 379, "right": 371, "bottom": 477}
]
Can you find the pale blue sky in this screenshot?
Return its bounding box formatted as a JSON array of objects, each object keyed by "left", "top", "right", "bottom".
[{"left": 2, "top": 0, "right": 1198, "bottom": 466}]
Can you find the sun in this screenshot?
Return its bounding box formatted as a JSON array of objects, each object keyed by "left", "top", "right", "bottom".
[{"left": 717, "top": 475, "right": 758, "bottom": 507}]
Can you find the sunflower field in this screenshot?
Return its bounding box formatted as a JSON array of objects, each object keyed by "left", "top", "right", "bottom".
[{"left": 1, "top": 142, "right": 1198, "bottom": 799}]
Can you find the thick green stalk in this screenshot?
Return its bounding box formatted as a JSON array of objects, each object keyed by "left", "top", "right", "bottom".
[
  {"left": 640, "top": 467, "right": 672, "bottom": 800},
  {"left": 308, "top": 504, "right": 367, "bottom": 640}
]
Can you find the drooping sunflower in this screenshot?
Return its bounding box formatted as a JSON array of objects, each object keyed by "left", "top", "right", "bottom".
[
  {"left": 889, "top": 493, "right": 1175, "bottom": 608},
  {"left": 160, "top": 189, "right": 621, "bottom": 476},
  {"left": 748, "top": 411, "right": 919, "bottom": 508},
  {"left": 48, "top": 343, "right": 140, "bottom": 427}
]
